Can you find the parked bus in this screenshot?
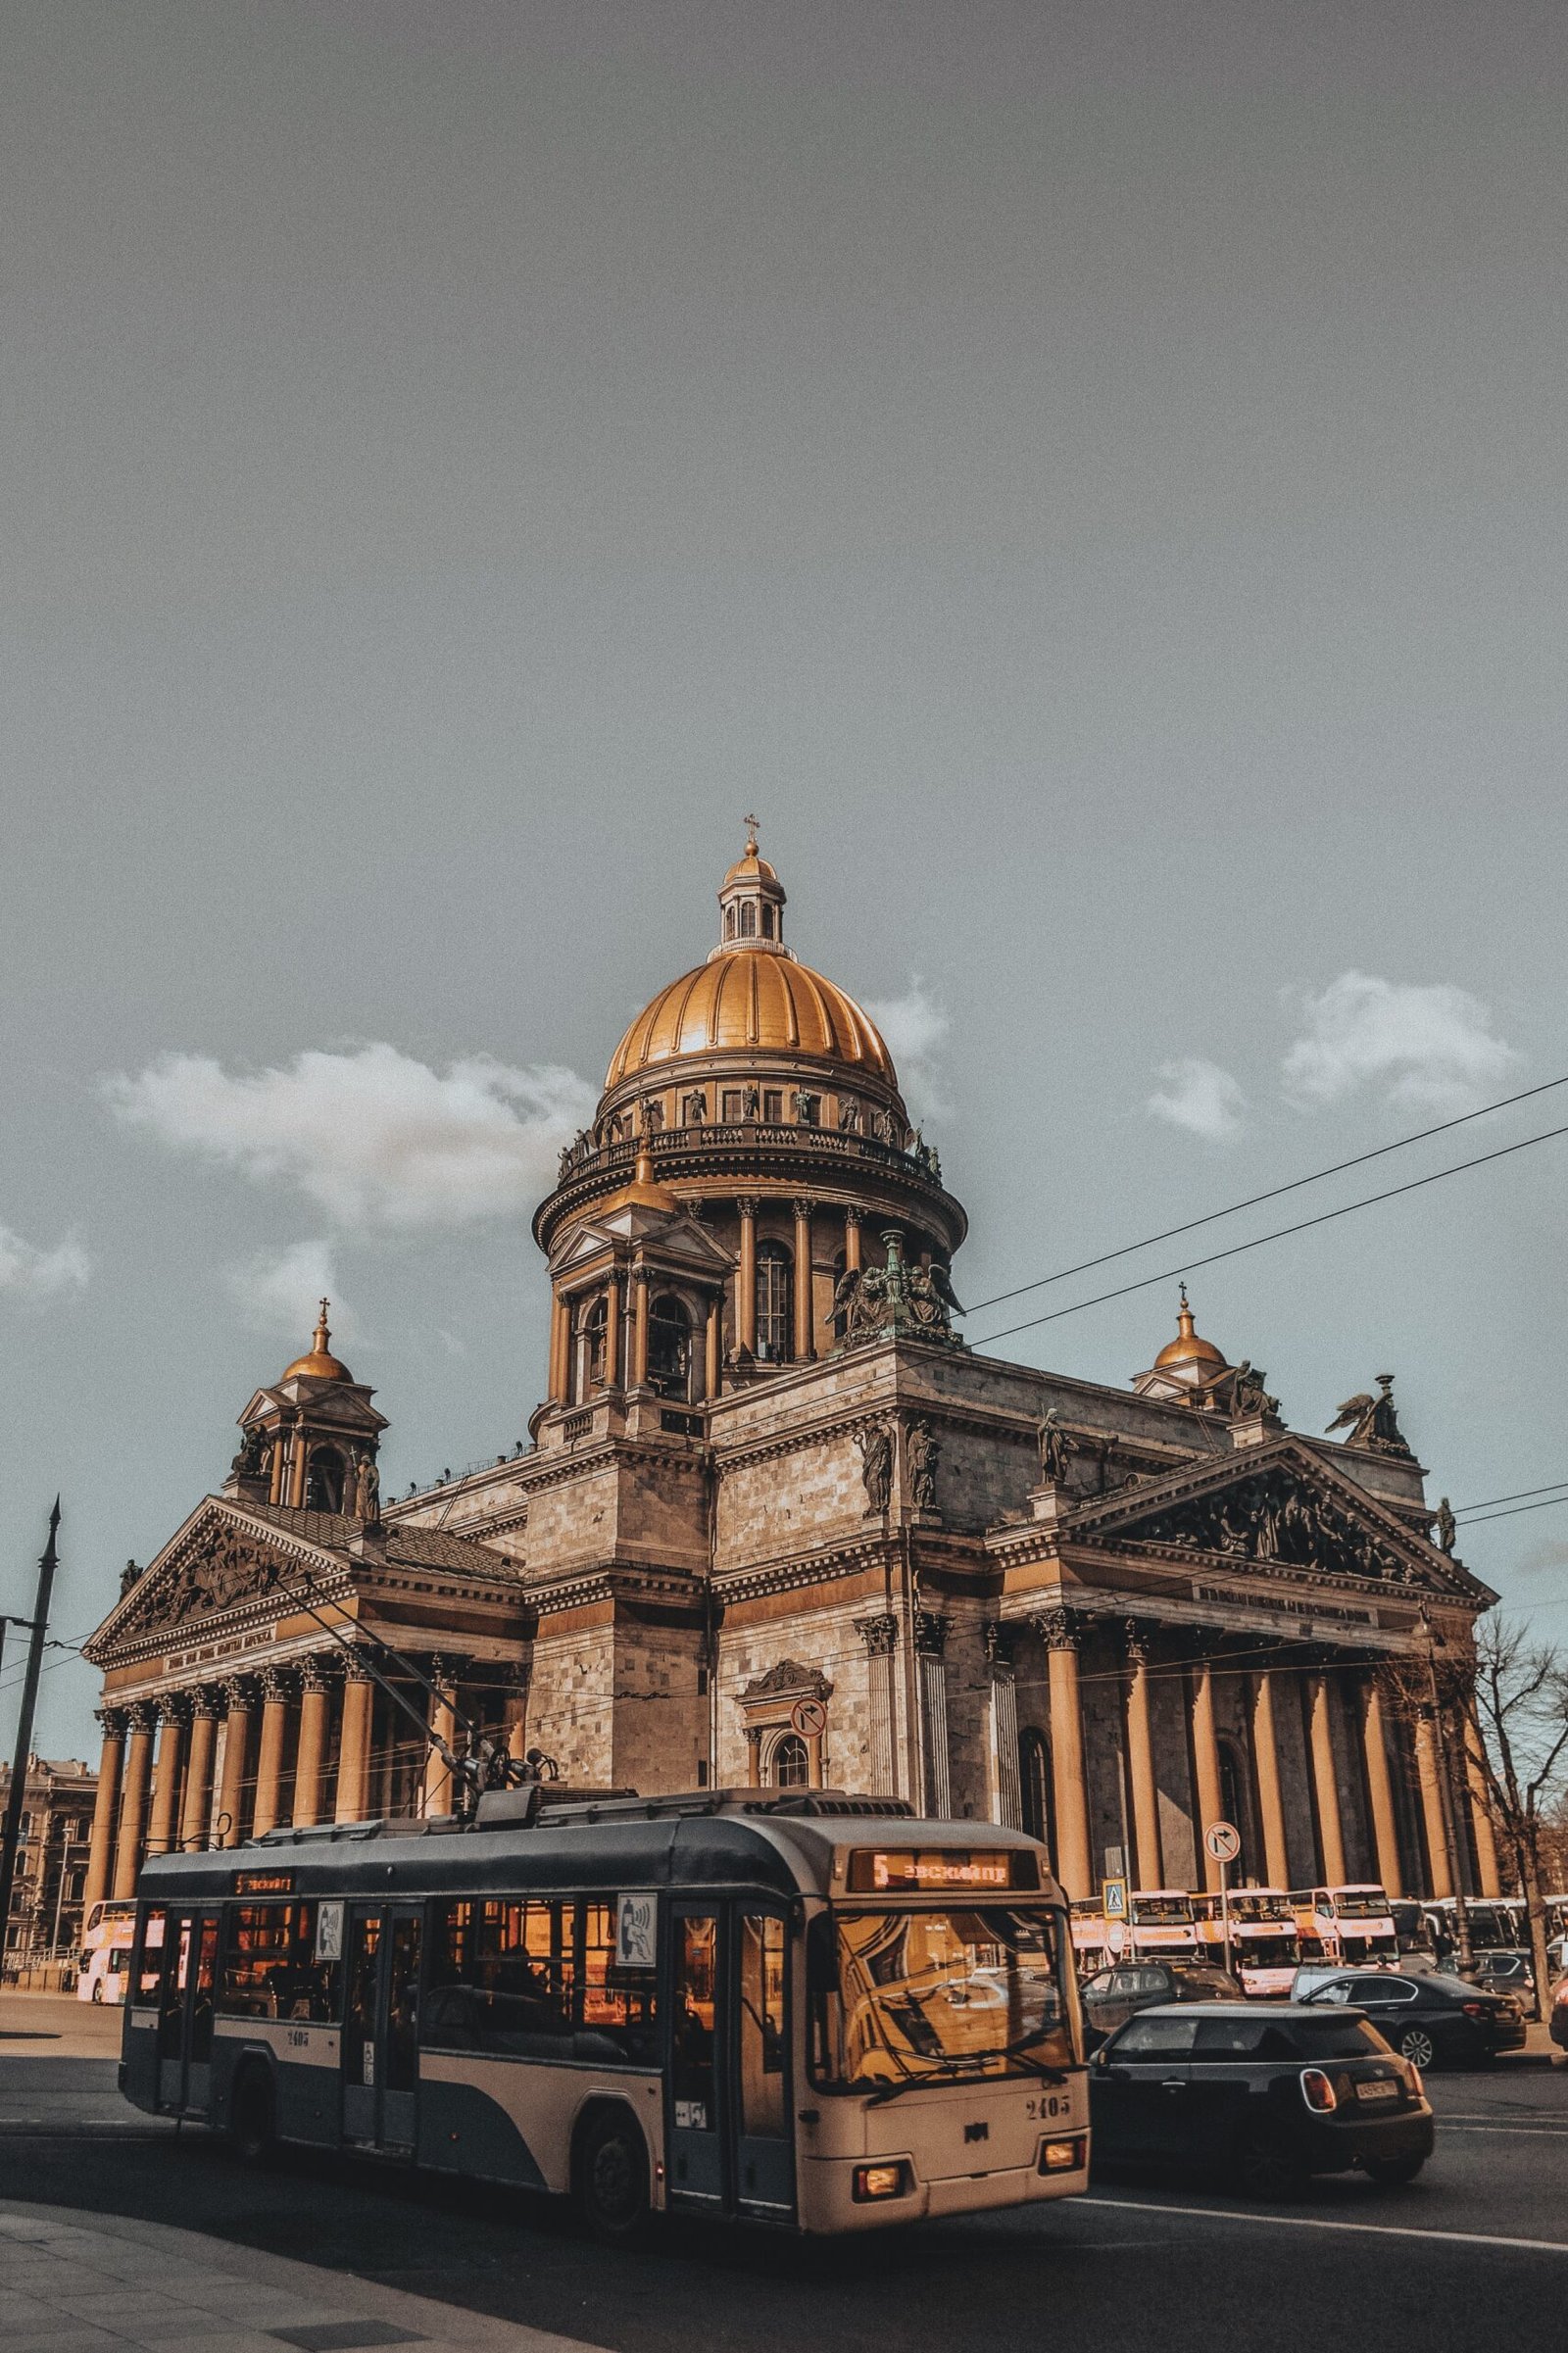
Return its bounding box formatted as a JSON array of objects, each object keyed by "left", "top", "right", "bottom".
[
  {"left": 77, "top": 1899, "right": 137, "bottom": 2004},
  {"left": 1221, "top": 1890, "right": 1300, "bottom": 1995},
  {"left": 120, "top": 1789, "right": 1088, "bottom": 2238},
  {"left": 1126, "top": 1890, "right": 1198, "bottom": 1960},
  {"left": 1069, "top": 1898, "right": 1119, "bottom": 1977},
  {"left": 1292, "top": 1886, "right": 1397, "bottom": 1967}
]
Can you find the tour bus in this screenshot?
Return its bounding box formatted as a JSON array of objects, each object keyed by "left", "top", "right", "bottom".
[
  {"left": 1069, "top": 1898, "right": 1119, "bottom": 1977},
  {"left": 119, "top": 1788, "right": 1088, "bottom": 2239},
  {"left": 1126, "top": 1890, "right": 1198, "bottom": 1960},
  {"left": 1293, "top": 1886, "right": 1397, "bottom": 1967},
  {"left": 1219, "top": 1890, "right": 1300, "bottom": 1995},
  {"left": 77, "top": 1899, "right": 137, "bottom": 2004}
]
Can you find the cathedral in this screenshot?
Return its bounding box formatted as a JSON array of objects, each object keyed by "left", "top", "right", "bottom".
[{"left": 82, "top": 834, "right": 1501, "bottom": 1916}]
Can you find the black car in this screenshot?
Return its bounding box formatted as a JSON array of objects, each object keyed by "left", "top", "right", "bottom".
[
  {"left": 1300, "top": 1969, "right": 1527, "bottom": 2068},
  {"left": 1080, "top": 1960, "right": 1242, "bottom": 2049},
  {"left": 1470, "top": 1949, "right": 1538, "bottom": 2015},
  {"left": 1090, "top": 2002, "right": 1435, "bottom": 2196}
]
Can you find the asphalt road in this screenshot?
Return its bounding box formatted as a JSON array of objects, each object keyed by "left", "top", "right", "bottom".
[{"left": 2, "top": 2050, "right": 1564, "bottom": 2353}]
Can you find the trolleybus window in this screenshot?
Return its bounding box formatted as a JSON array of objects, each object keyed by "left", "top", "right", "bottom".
[
  {"left": 135, "top": 1911, "right": 167, "bottom": 2004},
  {"left": 672, "top": 1913, "right": 717, "bottom": 2130},
  {"left": 809, "top": 1904, "right": 1074, "bottom": 2089},
  {"left": 738, "top": 1913, "right": 787, "bottom": 2140},
  {"left": 219, "top": 1901, "right": 341, "bottom": 2022},
  {"left": 423, "top": 1896, "right": 658, "bottom": 2063}
]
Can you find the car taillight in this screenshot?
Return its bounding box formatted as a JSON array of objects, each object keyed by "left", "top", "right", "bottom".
[
  {"left": 1299, "top": 2068, "right": 1338, "bottom": 2113},
  {"left": 1552, "top": 1978, "right": 1568, "bottom": 2008},
  {"left": 852, "top": 2161, "right": 911, "bottom": 2202},
  {"left": 1462, "top": 2000, "right": 1490, "bottom": 2018}
]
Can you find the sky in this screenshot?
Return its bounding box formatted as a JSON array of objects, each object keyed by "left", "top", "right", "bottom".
[{"left": 2, "top": 0, "right": 1566, "bottom": 1756}]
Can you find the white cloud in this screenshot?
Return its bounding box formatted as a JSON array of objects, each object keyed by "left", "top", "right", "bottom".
[
  {"left": 226, "top": 1239, "right": 353, "bottom": 1342},
  {"left": 105, "top": 1044, "right": 597, "bottom": 1229},
  {"left": 864, "top": 978, "right": 953, "bottom": 1124},
  {"left": 0, "top": 1223, "right": 90, "bottom": 1303},
  {"left": 1147, "top": 1056, "right": 1247, "bottom": 1140},
  {"left": 1282, "top": 971, "right": 1521, "bottom": 1116}
]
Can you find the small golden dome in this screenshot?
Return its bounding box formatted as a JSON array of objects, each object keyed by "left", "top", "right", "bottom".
[
  {"left": 606, "top": 950, "right": 896, "bottom": 1090},
  {"left": 1153, "top": 1286, "right": 1227, "bottom": 1376},
  {"left": 282, "top": 1299, "right": 353, "bottom": 1385}
]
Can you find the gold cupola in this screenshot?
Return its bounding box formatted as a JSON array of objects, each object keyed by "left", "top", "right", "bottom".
[{"left": 281, "top": 1299, "right": 354, "bottom": 1385}]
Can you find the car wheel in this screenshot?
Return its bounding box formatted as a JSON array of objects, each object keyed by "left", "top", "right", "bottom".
[
  {"left": 575, "top": 2106, "right": 650, "bottom": 2245},
  {"left": 1396, "top": 2027, "right": 1437, "bottom": 2071},
  {"left": 1231, "top": 2122, "right": 1305, "bottom": 2200},
  {"left": 229, "top": 2064, "right": 275, "bottom": 2165},
  {"left": 1363, "top": 2153, "right": 1427, "bottom": 2186}
]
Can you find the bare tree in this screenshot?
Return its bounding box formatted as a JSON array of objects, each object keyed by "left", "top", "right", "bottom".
[{"left": 1461, "top": 1617, "right": 1568, "bottom": 2006}]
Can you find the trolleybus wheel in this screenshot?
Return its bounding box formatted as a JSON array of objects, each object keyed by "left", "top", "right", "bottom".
[
  {"left": 574, "top": 2104, "right": 650, "bottom": 2244},
  {"left": 230, "top": 2063, "right": 275, "bottom": 2166}
]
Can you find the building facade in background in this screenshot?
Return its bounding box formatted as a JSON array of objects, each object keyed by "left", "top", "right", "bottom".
[
  {"left": 83, "top": 836, "right": 1500, "bottom": 1908},
  {"left": 0, "top": 1755, "right": 96, "bottom": 1975}
]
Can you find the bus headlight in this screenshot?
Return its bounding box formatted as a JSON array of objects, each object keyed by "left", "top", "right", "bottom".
[
  {"left": 1038, "top": 2136, "right": 1086, "bottom": 2173},
  {"left": 853, "top": 2161, "right": 912, "bottom": 2202}
]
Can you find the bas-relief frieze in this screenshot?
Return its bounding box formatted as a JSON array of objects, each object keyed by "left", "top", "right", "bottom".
[
  {"left": 118, "top": 1526, "right": 305, "bottom": 1638},
  {"left": 1109, "top": 1465, "right": 1440, "bottom": 1588}
]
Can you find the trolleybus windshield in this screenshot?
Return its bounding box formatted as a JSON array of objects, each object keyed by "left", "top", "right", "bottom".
[{"left": 810, "top": 1904, "right": 1076, "bottom": 2091}]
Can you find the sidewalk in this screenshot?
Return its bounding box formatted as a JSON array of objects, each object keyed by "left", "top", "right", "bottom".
[{"left": 0, "top": 2202, "right": 610, "bottom": 2353}]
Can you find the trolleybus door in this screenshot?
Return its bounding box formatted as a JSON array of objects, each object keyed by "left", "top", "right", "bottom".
[
  {"left": 341, "top": 1902, "right": 423, "bottom": 2153},
  {"left": 156, "top": 1910, "right": 219, "bottom": 2113},
  {"left": 666, "top": 1902, "right": 797, "bottom": 2222}
]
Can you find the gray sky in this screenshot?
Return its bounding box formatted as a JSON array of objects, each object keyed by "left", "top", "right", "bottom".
[{"left": 3, "top": 0, "right": 1566, "bottom": 1754}]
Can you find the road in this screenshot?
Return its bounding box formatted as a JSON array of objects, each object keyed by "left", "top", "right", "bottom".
[{"left": 1, "top": 2011, "right": 1564, "bottom": 2353}]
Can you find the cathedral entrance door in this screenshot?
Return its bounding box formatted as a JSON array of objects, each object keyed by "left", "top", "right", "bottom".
[
  {"left": 666, "top": 1901, "right": 797, "bottom": 2222},
  {"left": 340, "top": 1903, "right": 422, "bottom": 2154}
]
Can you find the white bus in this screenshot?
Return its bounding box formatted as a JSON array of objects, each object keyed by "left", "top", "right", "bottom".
[
  {"left": 1293, "top": 1886, "right": 1397, "bottom": 1967},
  {"left": 119, "top": 1789, "right": 1088, "bottom": 2238},
  {"left": 1221, "top": 1890, "right": 1300, "bottom": 1995},
  {"left": 77, "top": 1899, "right": 137, "bottom": 2004},
  {"left": 1127, "top": 1889, "right": 1198, "bottom": 1960}
]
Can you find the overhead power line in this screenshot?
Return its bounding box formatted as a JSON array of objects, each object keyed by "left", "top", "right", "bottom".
[
  {"left": 965, "top": 1070, "right": 1568, "bottom": 1317},
  {"left": 1455, "top": 1495, "right": 1568, "bottom": 1532},
  {"left": 972, "top": 1117, "right": 1568, "bottom": 1349},
  {"left": 1454, "top": 1481, "right": 1568, "bottom": 1518}
]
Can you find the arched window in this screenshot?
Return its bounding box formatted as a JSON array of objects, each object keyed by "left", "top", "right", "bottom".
[
  {"left": 648, "top": 1294, "right": 691, "bottom": 1398},
  {"left": 585, "top": 1296, "right": 610, "bottom": 1389},
  {"left": 755, "top": 1243, "right": 792, "bottom": 1362},
  {"left": 739, "top": 901, "right": 757, "bottom": 937},
  {"left": 760, "top": 904, "right": 775, "bottom": 938},
  {"left": 1018, "top": 1727, "right": 1055, "bottom": 1856},
  {"left": 724, "top": 904, "right": 736, "bottom": 940},
  {"left": 306, "top": 1447, "right": 345, "bottom": 1513},
  {"left": 771, "top": 1734, "right": 809, "bottom": 1789}
]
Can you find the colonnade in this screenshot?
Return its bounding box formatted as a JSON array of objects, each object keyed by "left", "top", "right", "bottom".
[
  {"left": 81, "top": 1650, "right": 528, "bottom": 1912},
  {"left": 981, "top": 1613, "right": 1501, "bottom": 1905}
]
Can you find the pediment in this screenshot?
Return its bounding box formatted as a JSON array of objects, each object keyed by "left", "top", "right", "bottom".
[
  {"left": 1061, "top": 1439, "right": 1484, "bottom": 1599},
  {"left": 551, "top": 1210, "right": 734, "bottom": 1279},
  {"left": 86, "top": 1498, "right": 345, "bottom": 1655}
]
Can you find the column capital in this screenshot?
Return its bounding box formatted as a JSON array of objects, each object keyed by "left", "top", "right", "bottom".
[
  {"left": 736, "top": 1196, "right": 760, "bottom": 1219},
  {"left": 792, "top": 1195, "right": 814, "bottom": 1220},
  {"left": 124, "top": 1700, "right": 159, "bottom": 1736},
  {"left": 983, "top": 1620, "right": 1016, "bottom": 1675},
  {"left": 94, "top": 1706, "right": 128, "bottom": 1740},
  {"left": 298, "top": 1655, "right": 333, "bottom": 1695},
  {"left": 188, "top": 1686, "right": 221, "bottom": 1719},
  {"left": 855, "top": 1612, "right": 899, "bottom": 1659},
  {"left": 1122, "top": 1619, "right": 1152, "bottom": 1666},
  {"left": 341, "top": 1646, "right": 377, "bottom": 1684},
  {"left": 913, "top": 1610, "right": 951, "bottom": 1658},
  {"left": 220, "top": 1675, "right": 258, "bottom": 1712},
  {"left": 158, "top": 1691, "right": 193, "bottom": 1729},
  {"left": 629, "top": 1262, "right": 651, "bottom": 1289},
  {"left": 843, "top": 1206, "right": 862, "bottom": 1228},
  {"left": 1031, "top": 1605, "right": 1082, "bottom": 1652},
  {"left": 258, "top": 1666, "right": 293, "bottom": 1705}
]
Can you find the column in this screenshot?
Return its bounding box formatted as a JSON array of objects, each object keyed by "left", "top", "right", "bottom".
[
  {"left": 1464, "top": 1715, "right": 1501, "bottom": 1896},
  {"left": 288, "top": 1431, "right": 308, "bottom": 1507},
  {"left": 505, "top": 1669, "right": 532, "bottom": 1764},
  {"left": 1190, "top": 1658, "right": 1227, "bottom": 1893},
  {"left": 423, "top": 1655, "right": 460, "bottom": 1817},
  {"left": 249, "top": 1669, "right": 291, "bottom": 1839},
  {"left": 745, "top": 1728, "right": 763, "bottom": 1788},
  {"left": 985, "top": 1625, "right": 1022, "bottom": 1829},
  {"left": 179, "top": 1692, "right": 220, "bottom": 1851},
  {"left": 269, "top": 1435, "right": 286, "bottom": 1504},
  {"left": 630, "top": 1268, "right": 650, "bottom": 1390},
  {"left": 604, "top": 1274, "right": 621, "bottom": 1390},
  {"left": 144, "top": 1699, "right": 187, "bottom": 1860},
  {"left": 1250, "top": 1673, "right": 1292, "bottom": 1890},
  {"left": 792, "top": 1198, "right": 814, "bottom": 1362},
  {"left": 704, "top": 1298, "right": 722, "bottom": 1399},
  {"left": 857, "top": 1614, "right": 900, "bottom": 1798},
  {"left": 548, "top": 1293, "right": 570, "bottom": 1403},
  {"left": 736, "top": 1198, "right": 758, "bottom": 1354},
  {"left": 111, "top": 1703, "right": 157, "bottom": 1898},
  {"left": 914, "top": 1613, "right": 952, "bottom": 1818},
  {"left": 335, "top": 1655, "right": 375, "bottom": 1825},
  {"left": 81, "top": 1710, "right": 125, "bottom": 1916},
  {"left": 1037, "top": 1609, "right": 1093, "bottom": 1899},
  {"left": 844, "top": 1207, "right": 862, "bottom": 1273},
  {"left": 289, "top": 1660, "right": 331, "bottom": 1829},
  {"left": 1410, "top": 1709, "right": 1452, "bottom": 1897},
  {"left": 1306, "top": 1670, "right": 1348, "bottom": 1887},
  {"left": 216, "top": 1679, "right": 255, "bottom": 1848},
  {"left": 1359, "top": 1677, "right": 1404, "bottom": 1898},
  {"left": 1123, "top": 1624, "right": 1162, "bottom": 1888}
]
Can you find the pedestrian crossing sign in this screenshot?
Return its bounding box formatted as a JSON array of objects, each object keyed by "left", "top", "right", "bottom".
[{"left": 1102, "top": 1877, "right": 1128, "bottom": 1921}]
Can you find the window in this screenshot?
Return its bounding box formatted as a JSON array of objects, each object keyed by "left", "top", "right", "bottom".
[
  {"left": 760, "top": 904, "right": 775, "bottom": 938},
  {"left": 762, "top": 1089, "right": 784, "bottom": 1124},
  {"left": 135, "top": 1911, "right": 167, "bottom": 2002},
  {"left": 306, "top": 1448, "right": 345, "bottom": 1513},
  {"left": 724, "top": 905, "right": 736, "bottom": 940},
  {"left": 648, "top": 1295, "right": 691, "bottom": 1398},
  {"left": 220, "top": 1901, "right": 341, "bottom": 2023},
  {"left": 1113, "top": 2013, "right": 1200, "bottom": 2060},
  {"left": 423, "top": 1896, "right": 658, "bottom": 2063},
  {"left": 585, "top": 1297, "right": 610, "bottom": 1388},
  {"left": 739, "top": 902, "right": 757, "bottom": 937},
  {"left": 721, "top": 1090, "right": 745, "bottom": 1124},
  {"left": 755, "top": 1243, "right": 792, "bottom": 1361},
  {"left": 771, "top": 1734, "right": 809, "bottom": 1789},
  {"left": 738, "top": 1914, "right": 787, "bottom": 2138},
  {"left": 1192, "top": 2017, "right": 1298, "bottom": 2058},
  {"left": 1018, "top": 1727, "right": 1054, "bottom": 1855}
]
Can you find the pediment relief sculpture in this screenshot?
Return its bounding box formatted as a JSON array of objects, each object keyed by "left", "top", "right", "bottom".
[
  {"left": 118, "top": 1521, "right": 305, "bottom": 1637},
  {"left": 741, "top": 1658, "right": 833, "bottom": 1701},
  {"left": 1092, "top": 1462, "right": 1444, "bottom": 1586}
]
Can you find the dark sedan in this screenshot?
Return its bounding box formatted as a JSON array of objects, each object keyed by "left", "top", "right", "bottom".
[
  {"left": 1090, "top": 2002, "right": 1435, "bottom": 2196},
  {"left": 1080, "top": 1960, "right": 1242, "bottom": 2049},
  {"left": 1300, "top": 1969, "right": 1527, "bottom": 2068}
]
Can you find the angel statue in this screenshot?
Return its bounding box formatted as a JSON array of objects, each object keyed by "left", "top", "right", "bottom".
[
  {"left": 1037, "top": 1408, "right": 1074, "bottom": 1486},
  {"left": 1326, "top": 1372, "right": 1412, "bottom": 1458}
]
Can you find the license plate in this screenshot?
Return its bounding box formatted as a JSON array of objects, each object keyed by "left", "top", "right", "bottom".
[{"left": 1355, "top": 2079, "right": 1398, "bottom": 2102}]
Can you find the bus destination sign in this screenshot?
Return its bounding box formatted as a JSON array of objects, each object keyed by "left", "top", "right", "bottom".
[
  {"left": 847, "top": 1849, "right": 1036, "bottom": 1893},
  {"left": 231, "top": 1871, "right": 294, "bottom": 1895}
]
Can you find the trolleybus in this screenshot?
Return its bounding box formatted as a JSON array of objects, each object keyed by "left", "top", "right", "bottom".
[{"left": 119, "top": 1788, "right": 1087, "bottom": 2238}]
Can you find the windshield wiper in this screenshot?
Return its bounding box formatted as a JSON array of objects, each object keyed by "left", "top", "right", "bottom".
[{"left": 864, "top": 2033, "right": 1070, "bottom": 2105}]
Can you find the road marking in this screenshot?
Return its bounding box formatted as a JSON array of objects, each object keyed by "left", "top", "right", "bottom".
[
  {"left": 1078, "top": 2197, "right": 1568, "bottom": 2254},
  {"left": 1442, "top": 2124, "right": 1568, "bottom": 2137}
]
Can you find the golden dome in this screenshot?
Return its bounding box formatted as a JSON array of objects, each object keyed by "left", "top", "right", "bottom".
[
  {"left": 606, "top": 948, "right": 896, "bottom": 1091},
  {"left": 722, "top": 845, "right": 781, "bottom": 891},
  {"left": 1152, "top": 1286, "right": 1227, "bottom": 1376},
  {"left": 282, "top": 1299, "right": 354, "bottom": 1385}
]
